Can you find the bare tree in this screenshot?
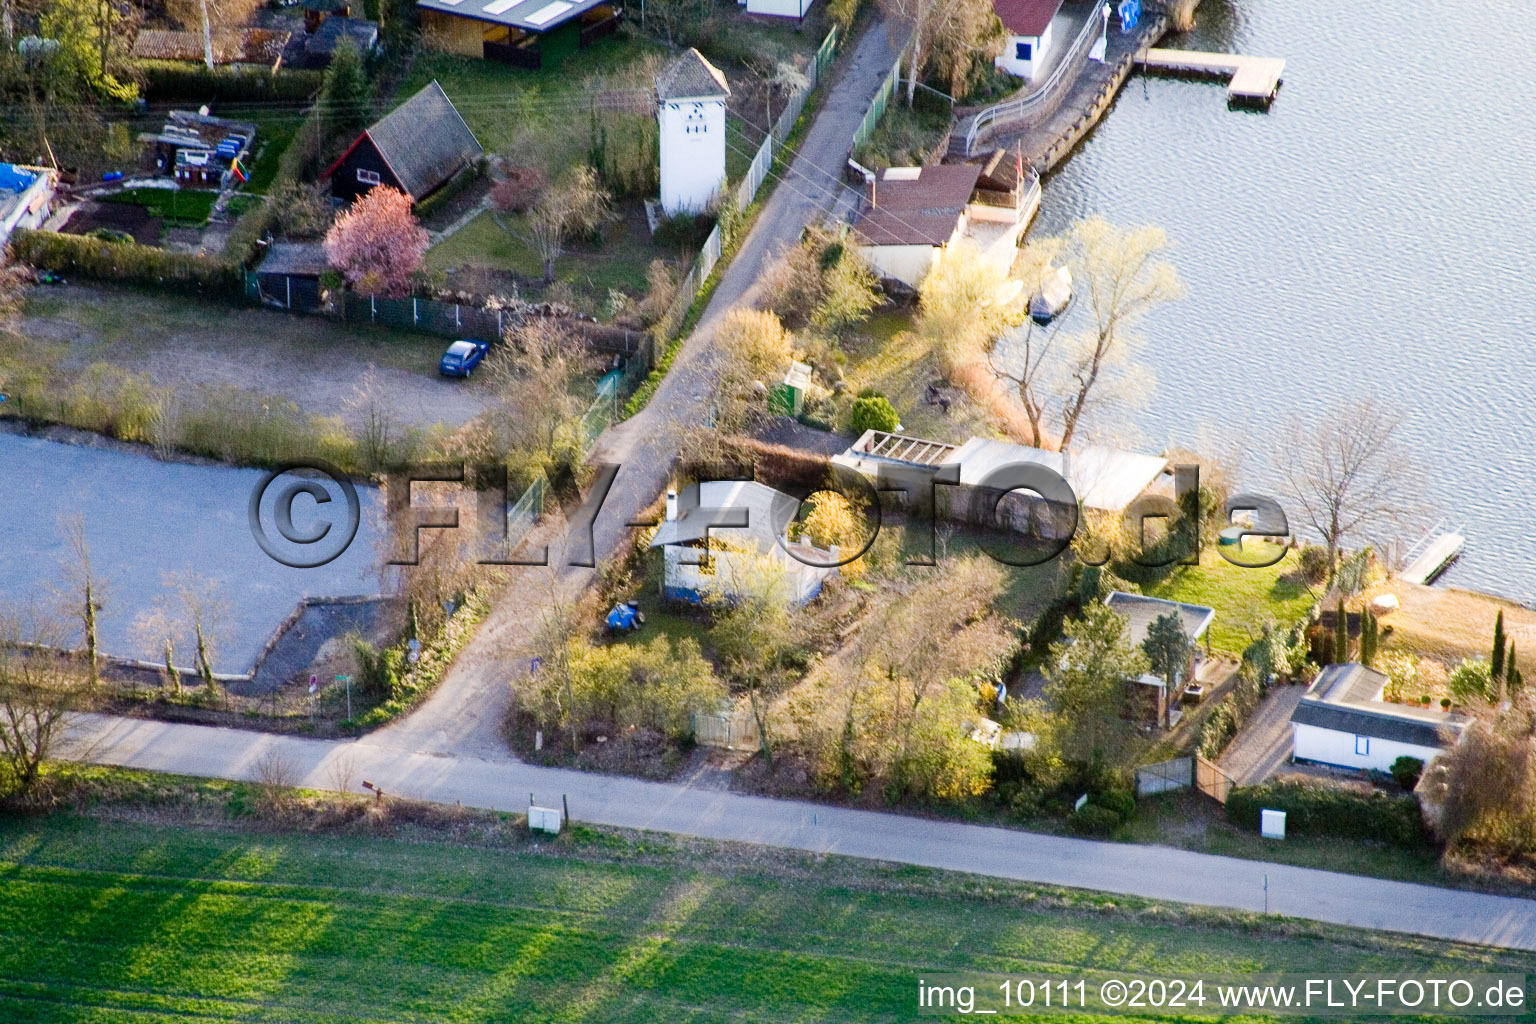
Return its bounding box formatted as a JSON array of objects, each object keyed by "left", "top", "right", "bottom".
[
  {"left": 0, "top": 610, "right": 85, "bottom": 801},
  {"left": 479, "top": 320, "right": 594, "bottom": 460},
  {"left": 706, "top": 559, "right": 805, "bottom": 770},
  {"left": 514, "top": 165, "right": 612, "bottom": 285},
  {"left": 56, "top": 515, "right": 103, "bottom": 689},
  {"left": 1278, "top": 395, "right": 1415, "bottom": 572},
  {"left": 1055, "top": 218, "right": 1180, "bottom": 448},
  {"left": 344, "top": 366, "right": 398, "bottom": 473},
  {"left": 876, "top": 0, "right": 997, "bottom": 107},
  {"left": 1423, "top": 691, "right": 1536, "bottom": 856},
  {"left": 165, "top": 0, "right": 262, "bottom": 71}
]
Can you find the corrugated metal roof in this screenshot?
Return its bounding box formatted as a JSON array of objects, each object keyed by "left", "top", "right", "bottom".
[
  {"left": 1290, "top": 662, "right": 1468, "bottom": 748},
  {"left": 650, "top": 480, "right": 799, "bottom": 550}
]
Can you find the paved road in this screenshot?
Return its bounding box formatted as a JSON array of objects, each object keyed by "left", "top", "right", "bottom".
[{"left": 63, "top": 712, "right": 1536, "bottom": 954}]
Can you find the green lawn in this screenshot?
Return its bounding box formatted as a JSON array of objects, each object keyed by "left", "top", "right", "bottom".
[
  {"left": 1146, "top": 543, "right": 1320, "bottom": 654},
  {"left": 398, "top": 39, "right": 664, "bottom": 162},
  {"left": 100, "top": 187, "right": 219, "bottom": 226},
  {"left": 427, "top": 204, "right": 684, "bottom": 313},
  {"left": 0, "top": 805, "right": 1528, "bottom": 1023},
  {"left": 239, "top": 114, "right": 299, "bottom": 195}
]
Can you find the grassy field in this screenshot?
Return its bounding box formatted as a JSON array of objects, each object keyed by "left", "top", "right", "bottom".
[
  {"left": 100, "top": 188, "right": 219, "bottom": 227},
  {"left": 426, "top": 203, "right": 683, "bottom": 311},
  {"left": 1147, "top": 543, "right": 1320, "bottom": 655},
  {"left": 0, "top": 795, "right": 1530, "bottom": 1024}
]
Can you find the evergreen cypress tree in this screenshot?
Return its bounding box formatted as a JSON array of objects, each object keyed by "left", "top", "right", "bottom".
[
  {"left": 1505, "top": 642, "right": 1519, "bottom": 695},
  {"left": 1334, "top": 599, "right": 1349, "bottom": 664},
  {"left": 1491, "top": 610, "right": 1507, "bottom": 683},
  {"left": 321, "top": 40, "right": 371, "bottom": 138},
  {"left": 1360, "top": 608, "right": 1378, "bottom": 666}
]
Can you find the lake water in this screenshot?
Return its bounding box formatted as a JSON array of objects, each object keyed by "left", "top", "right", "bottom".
[
  {"left": 1028, "top": 0, "right": 1536, "bottom": 600},
  {"left": 0, "top": 433, "right": 383, "bottom": 674}
]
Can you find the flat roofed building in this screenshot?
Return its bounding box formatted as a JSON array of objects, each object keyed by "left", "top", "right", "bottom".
[
  {"left": 419, "top": 0, "right": 622, "bottom": 66},
  {"left": 1290, "top": 662, "right": 1467, "bottom": 773}
]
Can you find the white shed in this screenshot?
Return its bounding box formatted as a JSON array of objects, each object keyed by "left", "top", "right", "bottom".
[
  {"left": 1289, "top": 663, "right": 1466, "bottom": 773},
  {"left": 650, "top": 480, "right": 838, "bottom": 606},
  {"left": 992, "top": 0, "right": 1064, "bottom": 82},
  {"left": 656, "top": 49, "right": 731, "bottom": 216}
]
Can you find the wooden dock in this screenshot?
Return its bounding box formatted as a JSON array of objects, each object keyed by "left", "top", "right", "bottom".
[
  {"left": 1137, "top": 48, "right": 1285, "bottom": 103},
  {"left": 1400, "top": 532, "right": 1465, "bottom": 586}
]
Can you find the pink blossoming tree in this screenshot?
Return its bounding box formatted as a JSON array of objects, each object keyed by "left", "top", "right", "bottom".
[{"left": 323, "top": 186, "right": 430, "bottom": 298}]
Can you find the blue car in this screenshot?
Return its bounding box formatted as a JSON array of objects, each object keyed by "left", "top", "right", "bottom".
[{"left": 439, "top": 339, "right": 489, "bottom": 378}]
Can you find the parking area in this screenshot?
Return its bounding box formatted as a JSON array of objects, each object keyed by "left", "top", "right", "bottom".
[{"left": 21, "top": 284, "right": 491, "bottom": 431}]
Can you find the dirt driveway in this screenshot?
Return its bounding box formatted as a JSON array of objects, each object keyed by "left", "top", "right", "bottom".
[{"left": 22, "top": 284, "right": 490, "bottom": 432}]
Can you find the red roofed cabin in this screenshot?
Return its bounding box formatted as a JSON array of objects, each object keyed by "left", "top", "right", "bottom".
[
  {"left": 324, "top": 81, "right": 484, "bottom": 205},
  {"left": 993, "top": 0, "right": 1064, "bottom": 82},
  {"left": 848, "top": 150, "right": 1040, "bottom": 289}
]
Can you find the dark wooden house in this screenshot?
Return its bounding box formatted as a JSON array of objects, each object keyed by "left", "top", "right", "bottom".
[{"left": 323, "top": 81, "right": 483, "bottom": 204}]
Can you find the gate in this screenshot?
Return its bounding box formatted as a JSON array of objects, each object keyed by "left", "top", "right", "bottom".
[
  {"left": 1136, "top": 754, "right": 1232, "bottom": 805},
  {"left": 1195, "top": 755, "right": 1232, "bottom": 804},
  {"left": 691, "top": 709, "right": 760, "bottom": 750}
]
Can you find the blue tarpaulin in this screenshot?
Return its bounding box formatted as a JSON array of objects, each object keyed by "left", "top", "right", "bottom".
[{"left": 0, "top": 163, "right": 36, "bottom": 193}]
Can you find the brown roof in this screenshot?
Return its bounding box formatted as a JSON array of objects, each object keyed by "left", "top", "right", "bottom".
[
  {"left": 851, "top": 163, "right": 982, "bottom": 247},
  {"left": 130, "top": 28, "right": 289, "bottom": 64},
  {"left": 993, "top": 0, "right": 1062, "bottom": 36},
  {"left": 656, "top": 48, "right": 731, "bottom": 100},
  {"left": 974, "top": 148, "right": 1025, "bottom": 192}
]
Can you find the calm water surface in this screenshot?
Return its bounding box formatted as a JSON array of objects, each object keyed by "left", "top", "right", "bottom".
[{"left": 1029, "top": 0, "right": 1536, "bottom": 599}]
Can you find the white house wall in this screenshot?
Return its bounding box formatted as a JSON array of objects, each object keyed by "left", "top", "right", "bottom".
[
  {"left": 744, "top": 0, "right": 811, "bottom": 18},
  {"left": 1291, "top": 721, "right": 1445, "bottom": 773},
  {"left": 995, "top": 21, "right": 1054, "bottom": 81},
  {"left": 659, "top": 98, "right": 727, "bottom": 216},
  {"left": 662, "top": 545, "right": 832, "bottom": 606}
]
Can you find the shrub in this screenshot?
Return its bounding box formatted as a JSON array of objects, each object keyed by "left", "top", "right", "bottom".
[
  {"left": 1091, "top": 788, "right": 1135, "bottom": 821},
  {"left": 848, "top": 393, "right": 898, "bottom": 434},
  {"left": 8, "top": 229, "right": 242, "bottom": 298},
  {"left": 138, "top": 62, "right": 324, "bottom": 103},
  {"left": 1067, "top": 804, "right": 1121, "bottom": 836},
  {"left": 1298, "top": 544, "right": 1330, "bottom": 583},
  {"left": 1391, "top": 755, "right": 1424, "bottom": 790},
  {"left": 1226, "top": 779, "right": 1428, "bottom": 848}
]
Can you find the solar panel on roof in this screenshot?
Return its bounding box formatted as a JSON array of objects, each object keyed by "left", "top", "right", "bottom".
[
  {"left": 482, "top": 0, "right": 518, "bottom": 13},
  {"left": 524, "top": 0, "right": 572, "bottom": 23}
]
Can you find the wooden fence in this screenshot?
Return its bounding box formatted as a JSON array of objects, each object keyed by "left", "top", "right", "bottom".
[{"left": 1135, "top": 754, "right": 1232, "bottom": 803}]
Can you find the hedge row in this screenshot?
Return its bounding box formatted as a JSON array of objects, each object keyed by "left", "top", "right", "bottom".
[
  {"left": 9, "top": 230, "right": 244, "bottom": 298},
  {"left": 138, "top": 61, "right": 324, "bottom": 104},
  {"left": 1226, "top": 779, "right": 1429, "bottom": 849}
]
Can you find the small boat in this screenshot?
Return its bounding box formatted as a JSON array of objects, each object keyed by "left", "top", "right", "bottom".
[{"left": 1029, "top": 266, "right": 1073, "bottom": 323}]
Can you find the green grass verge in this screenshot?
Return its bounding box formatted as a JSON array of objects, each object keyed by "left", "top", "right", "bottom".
[
  {"left": 0, "top": 795, "right": 1528, "bottom": 1023},
  {"left": 100, "top": 187, "right": 219, "bottom": 226},
  {"left": 1146, "top": 543, "right": 1319, "bottom": 655}
]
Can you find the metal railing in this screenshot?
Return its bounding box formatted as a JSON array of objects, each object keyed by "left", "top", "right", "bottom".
[{"left": 962, "top": 1, "right": 1107, "bottom": 155}]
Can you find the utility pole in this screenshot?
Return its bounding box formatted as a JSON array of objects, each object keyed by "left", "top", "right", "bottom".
[{"left": 200, "top": 0, "right": 215, "bottom": 72}]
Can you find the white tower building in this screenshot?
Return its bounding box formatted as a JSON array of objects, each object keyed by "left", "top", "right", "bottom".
[{"left": 656, "top": 48, "right": 731, "bottom": 217}]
